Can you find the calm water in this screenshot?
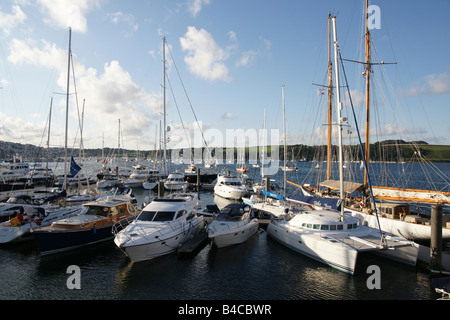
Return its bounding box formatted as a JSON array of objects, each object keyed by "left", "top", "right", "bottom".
[{"left": 0, "top": 161, "right": 448, "bottom": 302}]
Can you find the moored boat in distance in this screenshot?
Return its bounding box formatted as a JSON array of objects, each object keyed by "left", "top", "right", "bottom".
[{"left": 214, "top": 173, "right": 249, "bottom": 200}]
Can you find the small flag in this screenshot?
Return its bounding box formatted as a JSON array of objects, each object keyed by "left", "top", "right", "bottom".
[
  {"left": 70, "top": 156, "right": 82, "bottom": 176},
  {"left": 317, "top": 88, "right": 325, "bottom": 96}
]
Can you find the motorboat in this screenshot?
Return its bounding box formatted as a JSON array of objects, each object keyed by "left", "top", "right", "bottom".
[
  {"left": 0, "top": 204, "right": 80, "bottom": 244},
  {"left": 142, "top": 177, "right": 158, "bottom": 190},
  {"left": 123, "top": 165, "right": 159, "bottom": 188},
  {"left": 114, "top": 192, "right": 204, "bottom": 262},
  {"left": 0, "top": 162, "right": 32, "bottom": 191},
  {"left": 184, "top": 164, "right": 198, "bottom": 174},
  {"left": 207, "top": 203, "right": 259, "bottom": 248},
  {"left": 214, "top": 173, "right": 249, "bottom": 200},
  {"left": 267, "top": 209, "right": 418, "bottom": 275},
  {"left": 280, "top": 165, "right": 298, "bottom": 172},
  {"left": 96, "top": 174, "right": 121, "bottom": 189},
  {"left": 24, "top": 166, "right": 55, "bottom": 186},
  {"left": 236, "top": 165, "right": 249, "bottom": 173},
  {"left": 31, "top": 197, "right": 139, "bottom": 256},
  {"left": 98, "top": 186, "right": 137, "bottom": 205},
  {"left": 164, "top": 172, "right": 188, "bottom": 191}
]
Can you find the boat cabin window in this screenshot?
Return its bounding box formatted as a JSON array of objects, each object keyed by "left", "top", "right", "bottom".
[
  {"left": 137, "top": 210, "right": 176, "bottom": 222},
  {"left": 186, "top": 212, "right": 196, "bottom": 221},
  {"left": 224, "top": 181, "right": 241, "bottom": 186},
  {"left": 175, "top": 209, "right": 187, "bottom": 219},
  {"left": 302, "top": 222, "right": 352, "bottom": 231},
  {"left": 109, "top": 204, "right": 126, "bottom": 216},
  {"left": 81, "top": 205, "right": 109, "bottom": 217}
]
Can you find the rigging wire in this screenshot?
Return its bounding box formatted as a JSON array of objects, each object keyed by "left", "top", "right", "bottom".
[{"left": 165, "top": 39, "right": 210, "bottom": 154}]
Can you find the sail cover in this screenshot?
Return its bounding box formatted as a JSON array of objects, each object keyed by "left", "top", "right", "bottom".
[
  {"left": 372, "top": 186, "right": 449, "bottom": 204},
  {"left": 319, "top": 180, "right": 364, "bottom": 194}
]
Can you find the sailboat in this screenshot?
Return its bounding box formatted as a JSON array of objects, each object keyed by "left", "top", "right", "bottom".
[
  {"left": 298, "top": 3, "right": 449, "bottom": 242},
  {"left": 266, "top": 15, "right": 418, "bottom": 275},
  {"left": 280, "top": 148, "right": 298, "bottom": 172}
]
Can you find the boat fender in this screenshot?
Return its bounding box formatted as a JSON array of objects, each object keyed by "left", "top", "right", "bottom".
[{"left": 9, "top": 218, "right": 21, "bottom": 227}]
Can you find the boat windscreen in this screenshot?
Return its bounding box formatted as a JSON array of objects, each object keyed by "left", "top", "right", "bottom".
[{"left": 137, "top": 211, "right": 176, "bottom": 222}]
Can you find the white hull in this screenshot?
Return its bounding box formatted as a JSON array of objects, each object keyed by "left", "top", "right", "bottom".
[
  {"left": 208, "top": 218, "right": 259, "bottom": 248},
  {"left": 123, "top": 179, "right": 145, "bottom": 188},
  {"left": 266, "top": 210, "right": 418, "bottom": 275},
  {"left": 0, "top": 206, "right": 80, "bottom": 244},
  {"left": 350, "top": 209, "right": 450, "bottom": 241},
  {"left": 164, "top": 183, "right": 188, "bottom": 191},
  {"left": 214, "top": 187, "right": 248, "bottom": 200},
  {"left": 115, "top": 218, "right": 204, "bottom": 262},
  {"left": 142, "top": 182, "right": 157, "bottom": 190},
  {"left": 267, "top": 222, "right": 359, "bottom": 274}
]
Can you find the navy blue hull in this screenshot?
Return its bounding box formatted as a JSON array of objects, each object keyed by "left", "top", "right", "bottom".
[{"left": 32, "top": 226, "right": 115, "bottom": 256}]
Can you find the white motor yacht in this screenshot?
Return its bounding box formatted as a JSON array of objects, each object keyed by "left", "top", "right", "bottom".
[
  {"left": 114, "top": 192, "right": 204, "bottom": 262},
  {"left": 214, "top": 173, "right": 248, "bottom": 200},
  {"left": 164, "top": 172, "right": 188, "bottom": 191},
  {"left": 207, "top": 203, "right": 259, "bottom": 248}
]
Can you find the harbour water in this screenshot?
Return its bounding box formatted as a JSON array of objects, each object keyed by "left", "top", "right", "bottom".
[{"left": 0, "top": 161, "right": 449, "bottom": 302}]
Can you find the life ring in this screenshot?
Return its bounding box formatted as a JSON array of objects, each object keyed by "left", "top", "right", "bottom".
[
  {"left": 9, "top": 218, "right": 21, "bottom": 227},
  {"left": 359, "top": 201, "right": 366, "bottom": 209}
]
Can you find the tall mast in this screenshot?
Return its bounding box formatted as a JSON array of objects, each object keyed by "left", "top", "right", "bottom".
[
  {"left": 326, "top": 12, "right": 333, "bottom": 181},
  {"left": 46, "top": 98, "right": 52, "bottom": 177},
  {"left": 331, "top": 16, "right": 345, "bottom": 222},
  {"left": 363, "top": 0, "right": 371, "bottom": 186},
  {"left": 63, "top": 27, "right": 72, "bottom": 191},
  {"left": 261, "top": 106, "right": 267, "bottom": 178},
  {"left": 282, "top": 85, "right": 287, "bottom": 200},
  {"left": 162, "top": 36, "right": 167, "bottom": 175}
]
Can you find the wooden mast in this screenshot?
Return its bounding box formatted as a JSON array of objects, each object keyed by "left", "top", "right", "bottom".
[
  {"left": 326, "top": 12, "right": 333, "bottom": 181},
  {"left": 363, "top": 0, "right": 371, "bottom": 186}
]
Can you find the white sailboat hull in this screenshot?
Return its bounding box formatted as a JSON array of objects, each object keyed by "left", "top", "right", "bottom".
[
  {"left": 351, "top": 209, "right": 450, "bottom": 241},
  {"left": 267, "top": 222, "right": 359, "bottom": 274}
]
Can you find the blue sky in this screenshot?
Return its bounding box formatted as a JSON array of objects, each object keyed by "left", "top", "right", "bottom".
[{"left": 0, "top": 0, "right": 449, "bottom": 152}]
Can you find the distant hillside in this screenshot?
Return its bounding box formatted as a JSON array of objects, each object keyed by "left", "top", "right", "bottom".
[{"left": 1, "top": 139, "right": 449, "bottom": 163}]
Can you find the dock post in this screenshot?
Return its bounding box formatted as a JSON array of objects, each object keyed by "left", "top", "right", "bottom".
[
  {"left": 158, "top": 181, "right": 165, "bottom": 198},
  {"left": 430, "top": 203, "right": 443, "bottom": 273},
  {"left": 197, "top": 168, "right": 201, "bottom": 191}
]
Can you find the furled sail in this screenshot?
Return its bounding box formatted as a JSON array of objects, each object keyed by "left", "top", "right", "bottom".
[{"left": 372, "top": 186, "right": 449, "bottom": 204}]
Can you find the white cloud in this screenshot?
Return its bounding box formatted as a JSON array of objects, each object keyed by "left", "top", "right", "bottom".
[
  {"left": 37, "top": 0, "right": 103, "bottom": 33},
  {"left": 0, "top": 5, "right": 27, "bottom": 35},
  {"left": 236, "top": 50, "right": 257, "bottom": 67},
  {"left": 107, "top": 11, "right": 138, "bottom": 35},
  {"left": 7, "top": 38, "right": 160, "bottom": 148},
  {"left": 187, "top": 0, "right": 210, "bottom": 17},
  {"left": 221, "top": 113, "right": 235, "bottom": 120},
  {"left": 180, "top": 26, "right": 231, "bottom": 82},
  {"left": 405, "top": 68, "right": 450, "bottom": 96}
]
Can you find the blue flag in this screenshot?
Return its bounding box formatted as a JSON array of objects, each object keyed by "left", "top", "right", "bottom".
[{"left": 70, "top": 156, "right": 82, "bottom": 177}]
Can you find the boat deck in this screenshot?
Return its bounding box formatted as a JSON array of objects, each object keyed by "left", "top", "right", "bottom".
[{"left": 325, "top": 234, "right": 412, "bottom": 252}]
